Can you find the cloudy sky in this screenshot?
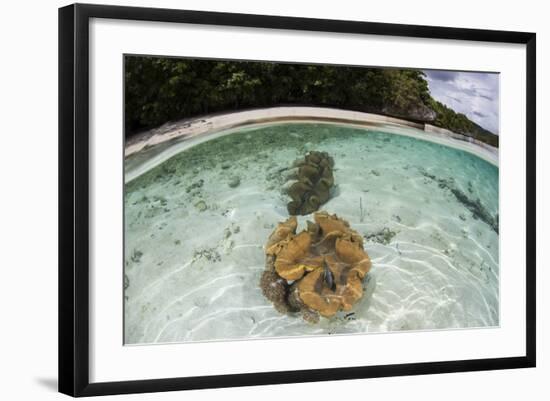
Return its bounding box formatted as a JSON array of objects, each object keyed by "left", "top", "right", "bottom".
[{"left": 423, "top": 70, "right": 500, "bottom": 134}]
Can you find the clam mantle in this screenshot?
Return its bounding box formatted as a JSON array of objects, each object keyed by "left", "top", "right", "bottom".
[
  {"left": 284, "top": 151, "right": 335, "bottom": 216},
  {"left": 260, "top": 212, "right": 372, "bottom": 323}
]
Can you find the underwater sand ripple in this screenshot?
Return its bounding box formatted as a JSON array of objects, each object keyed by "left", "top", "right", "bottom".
[{"left": 124, "top": 123, "right": 499, "bottom": 344}]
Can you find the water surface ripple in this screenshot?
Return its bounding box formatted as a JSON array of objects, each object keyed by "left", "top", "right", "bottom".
[{"left": 124, "top": 123, "right": 499, "bottom": 344}]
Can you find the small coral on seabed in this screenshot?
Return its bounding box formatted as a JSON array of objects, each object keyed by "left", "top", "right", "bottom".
[
  {"left": 260, "top": 212, "right": 372, "bottom": 323},
  {"left": 284, "top": 151, "right": 335, "bottom": 215}
]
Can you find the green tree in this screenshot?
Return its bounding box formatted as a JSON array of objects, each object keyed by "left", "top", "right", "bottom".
[{"left": 124, "top": 56, "right": 498, "bottom": 147}]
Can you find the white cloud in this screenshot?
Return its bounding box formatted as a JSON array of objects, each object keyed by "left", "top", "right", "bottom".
[{"left": 423, "top": 70, "right": 499, "bottom": 134}]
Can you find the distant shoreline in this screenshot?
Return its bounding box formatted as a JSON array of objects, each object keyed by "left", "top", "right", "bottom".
[{"left": 124, "top": 107, "right": 498, "bottom": 183}]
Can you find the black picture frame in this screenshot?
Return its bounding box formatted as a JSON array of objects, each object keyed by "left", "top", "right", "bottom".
[{"left": 58, "top": 3, "right": 536, "bottom": 397}]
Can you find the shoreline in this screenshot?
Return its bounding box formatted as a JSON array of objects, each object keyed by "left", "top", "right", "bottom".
[{"left": 125, "top": 107, "right": 498, "bottom": 183}]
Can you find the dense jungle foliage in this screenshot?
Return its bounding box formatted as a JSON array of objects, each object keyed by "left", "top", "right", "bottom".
[
  {"left": 427, "top": 98, "right": 497, "bottom": 146},
  {"left": 125, "top": 56, "right": 498, "bottom": 147}
]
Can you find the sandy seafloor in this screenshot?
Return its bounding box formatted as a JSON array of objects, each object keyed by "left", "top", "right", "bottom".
[{"left": 124, "top": 123, "right": 499, "bottom": 345}]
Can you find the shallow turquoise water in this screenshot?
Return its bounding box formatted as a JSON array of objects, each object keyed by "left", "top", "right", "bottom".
[{"left": 124, "top": 123, "right": 499, "bottom": 344}]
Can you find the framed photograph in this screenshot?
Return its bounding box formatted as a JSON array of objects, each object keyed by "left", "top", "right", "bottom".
[{"left": 58, "top": 3, "right": 536, "bottom": 397}]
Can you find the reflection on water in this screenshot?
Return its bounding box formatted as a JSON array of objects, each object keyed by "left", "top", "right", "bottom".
[{"left": 124, "top": 123, "right": 499, "bottom": 344}]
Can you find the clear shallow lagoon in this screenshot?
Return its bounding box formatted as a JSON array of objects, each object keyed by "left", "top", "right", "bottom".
[{"left": 124, "top": 123, "right": 499, "bottom": 344}]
